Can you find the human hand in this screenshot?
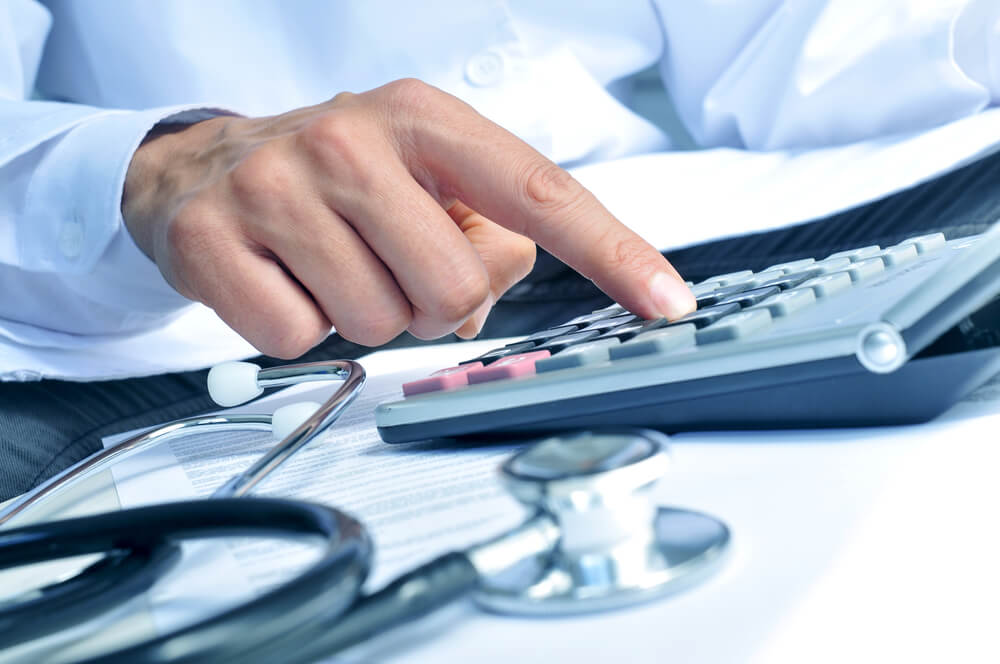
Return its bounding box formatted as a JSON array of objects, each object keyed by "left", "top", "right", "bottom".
[{"left": 122, "top": 79, "right": 694, "bottom": 358}]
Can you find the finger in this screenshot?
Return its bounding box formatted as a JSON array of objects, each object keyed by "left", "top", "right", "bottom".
[
  {"left": 172, "top": 232, "right": 332, "bottom": 359},
  {"left": 303, "top": 131, "right": 492, "bottom": 339},
  {"left": 227, "top": 160, "right": 414, "bottom": 346},
  {"left": 450, "top": 201, "right": 535, "bottom": 339},
  {"left": 392, "top": 90, "right": 695, "bottom": 321}
]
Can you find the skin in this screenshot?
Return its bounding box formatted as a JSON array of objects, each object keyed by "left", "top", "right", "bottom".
[{"left": 122, "top": 79, "right": 695, "bottom": 359}]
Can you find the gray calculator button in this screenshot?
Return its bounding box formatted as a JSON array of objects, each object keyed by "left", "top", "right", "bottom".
[
  {"left": 696, "top": 309, "right": 771, "bottom": 344},
  {"left": 763, "top": 258, "right": 815, "bottom": 273},
  {"left": 878, "top": 244, "right": 919, "bottom": 266},
  {"left": 691, "top": 281, "right": 724, "bottom": 297},
  {"left": 799, "top": 272, "right": 853, "bottom": 298},
  {"left": 703, "top": 270, "right": 754, "bottom": 286},
  {"left": 610, "top": 324, "right": 696, "bottom": 360},
  {"left": 536, "top": 338, "right": 621, "bottom": 373},
  {"left": 842, "top": 257, "right": 885, "bottom": 282},
  {"left": 751, "top": 288, "right": 815, "bottom": 317},
  {"left": 594, "top": 303, "right": 626, "bottom": 315},
  {"left": 745, "top": 269, "right": 786, "bottom": 288},
  {"left": 898, "top": 232, "right": 946, "bottom": 254},
  {"left": 826, "top": 245, "right": 881, "bottom": 262},
  {"left": 811, "top": 257, "right": 853, "bottom": 274}
]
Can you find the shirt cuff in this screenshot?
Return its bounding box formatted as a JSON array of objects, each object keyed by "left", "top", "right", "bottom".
[{"left": 23, "top": 105, "right": 235, "bottom": 319}]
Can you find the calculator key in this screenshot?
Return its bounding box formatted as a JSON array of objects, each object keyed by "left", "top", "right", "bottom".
[
  {"left": 762, "top": 258, "right": 815, "bottom": 273},
  {"left": 696, "top": 309, "right": 772, "bottom": 344},
  {"left": 758, "top": 269, "right": 821, "bottom": 290},
  {"left": 562, "top": 309, "right": 625, "bottom": 327},
  {"left": 841, "top": 257, "right": 884, "bottom": 282},
  {"left": 695, "top": 282, "right": 754, "bottom": 306},
  {"left": 402, "top": 363, "right": 483, "bottom": 396},
  {"left": 744, "top": 269, "right": 787, "bottom": 288},
  {"left": 811, "top": 257, "right": 853, "bottom": 274},
  {"left": 826, "top": 245, "right": 881, "bottom": 262},
  {"left": 461, "top": 341, "right": 537, "bottom": 365},
  {"left": 597, "top": 317, "right": 670, "bottom": 341},
  {"left": 674, "top": 302, "right": 741, "bottom": 328},
  {"left": 798, "top": 272, "right": 853, "bottom": 298},
  {"left": 691, "top": 281, "right": 725, "bottom": 297},
  {"left": 467, "top": 351, "right": 551, "bottom": 384},
  {"left": 520, "top": 325, "right": 578, "bottom": 345},
  {"left": 578, "top": 314, "right": 638, "bottom": 333},
  {"left": 713, "top": 286, "right": 780, "bottom": 308},
  {"left": 750, "top": 288, "right": 816, "bottom": 317},
  {"left": 897, "top": 232, "right": 946, "bottom": 254},
  {"left": 593, "top": 303, "right": 626, "bottom": 316},
  {"left": 533, "top": 329, "right": 602, "bottom": 354},
  {"left": 610, "top": 324, "right": 697, "bottom": 360},
  {"left": 536, "top": 338, "right": 620, "bottom": 373},
  {"left": 702, "top": 270, "right": 754, "bottom": 286},
  {"left": 877, "top": 244, "right": 918, "bottom": 266}
]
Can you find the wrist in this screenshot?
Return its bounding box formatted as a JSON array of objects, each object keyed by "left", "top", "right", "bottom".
[{"left": 121, "top": 116, "right": 235, "bottom": 260}]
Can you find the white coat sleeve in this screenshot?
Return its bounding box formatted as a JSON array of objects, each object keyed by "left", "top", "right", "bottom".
[
  {"left": 0, "top": 0, "right": 228, "bottom": 340},
  {"left": 654, "top": 0, "right": 1000, "bottom": 151}
]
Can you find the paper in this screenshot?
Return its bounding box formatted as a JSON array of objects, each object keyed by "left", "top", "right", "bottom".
[
  {"left": 8, "top": 106, "right": 1000, "bottom": 382},
  {"left": 100, "top": 341, "right": 1000, "bottom": 663}
]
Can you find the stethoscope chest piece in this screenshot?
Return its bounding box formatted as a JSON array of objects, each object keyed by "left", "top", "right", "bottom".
[{"left": 474, "top": 429, "right": 729, "bottom": 615}]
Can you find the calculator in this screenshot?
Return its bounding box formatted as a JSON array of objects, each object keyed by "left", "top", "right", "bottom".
[{"left": 375, "top": 225, "right": 1000, "bottom": 443}]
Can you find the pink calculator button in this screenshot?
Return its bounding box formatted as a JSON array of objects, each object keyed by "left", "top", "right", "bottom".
[
  {"left": 467, "top": 351, "right": 551, "bottom": 384},
  {"left": 402, "top": 362, "right": 484, "bottom": 396}
]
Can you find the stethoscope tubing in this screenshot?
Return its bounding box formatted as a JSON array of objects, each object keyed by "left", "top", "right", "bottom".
[
  {"left": 0, "top": 498, "right": 372, "bottom": 664},
  {"left": 0, "top": 542, "right": 181, "bottom": 650}
]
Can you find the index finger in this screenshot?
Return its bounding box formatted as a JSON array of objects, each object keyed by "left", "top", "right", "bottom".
[{"left": 400, "top": 95, "right": 695, "bottom": 321}]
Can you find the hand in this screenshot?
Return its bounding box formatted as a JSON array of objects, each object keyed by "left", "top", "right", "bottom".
[{"left": 122, "top": 79, "right": 695, "bottom": 358}]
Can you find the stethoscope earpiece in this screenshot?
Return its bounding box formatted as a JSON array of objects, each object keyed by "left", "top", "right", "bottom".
[{"left": 207, "top": 361, "right": 265, "bottom": 407}]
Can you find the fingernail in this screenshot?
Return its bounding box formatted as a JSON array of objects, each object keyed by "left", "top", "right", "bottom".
[
  {"left": 471, "top": 295, "right": 494, "bottom": 335},
  {"left": 456, "top": 296, "right": 493, "bottom": 339},
  {"left": 649, "top": 272, "right": 696, "bottom": 320}
]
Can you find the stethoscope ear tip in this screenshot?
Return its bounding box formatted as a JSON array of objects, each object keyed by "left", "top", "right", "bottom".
[
  {"left": 272, "top": 401, "right": 323, "bottom": 440},
  {"left": 207, "top": 361, "right": 264, "bottom": 407}
]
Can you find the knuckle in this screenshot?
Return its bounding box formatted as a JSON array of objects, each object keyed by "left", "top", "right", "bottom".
[
  {"left": 329, "top": 90, "right": 356, "bottom": 106},
  {"left": 264, "top": 325, "right": 324, "bottom": 359},
  {"left": 432, "top": 272, "right": 490, "bottom": 323},
  {"left": 521, "top": 161, "right": 586, "bottom": 213},
  {"left": 297, "top": 113, "right": 375, "bottom": 188},
  {"left": 300, "top": 113, "right": 359, "bottom": 163},
  {"left": 382, "top": 78, "right": 439, "bottom": 112},
  {"left": 607, "top": 235, "right": 657, "bottom": 277},
  {"left": 334, "top": 308, "right": 411, "bottom": 347},
  {"left": 228, "top": 145, "right": 293, "bottom": 206},
  {"left": 167, "top": 198, "right": 222, "bottom": 259}
]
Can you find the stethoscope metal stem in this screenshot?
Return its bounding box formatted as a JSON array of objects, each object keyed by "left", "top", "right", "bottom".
[{"left": 214, "top": 360, "right": 365, "bottom": 498}]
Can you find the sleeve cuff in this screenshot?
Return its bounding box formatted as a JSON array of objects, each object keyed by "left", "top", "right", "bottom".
[{"left": 23, "top": 104, "right": 236, "bottom": 318}]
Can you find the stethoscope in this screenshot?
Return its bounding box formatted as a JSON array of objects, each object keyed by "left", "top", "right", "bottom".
[{"left": 0, "top": 359, "right": 730, "bottom": 663}]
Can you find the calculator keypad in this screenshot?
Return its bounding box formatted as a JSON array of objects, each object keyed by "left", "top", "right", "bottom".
[{"left": 400, "top": 232, "right": 952, "bottom": 396}]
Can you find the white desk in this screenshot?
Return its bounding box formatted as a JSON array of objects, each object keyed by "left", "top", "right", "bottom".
[{"left": 3, "top": 363, "right": 1000, "bottom": 664}]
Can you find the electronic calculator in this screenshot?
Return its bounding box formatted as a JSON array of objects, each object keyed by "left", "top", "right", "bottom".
[{"left": 375, "top": 225, "right": 1000, "bottom": 443}]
